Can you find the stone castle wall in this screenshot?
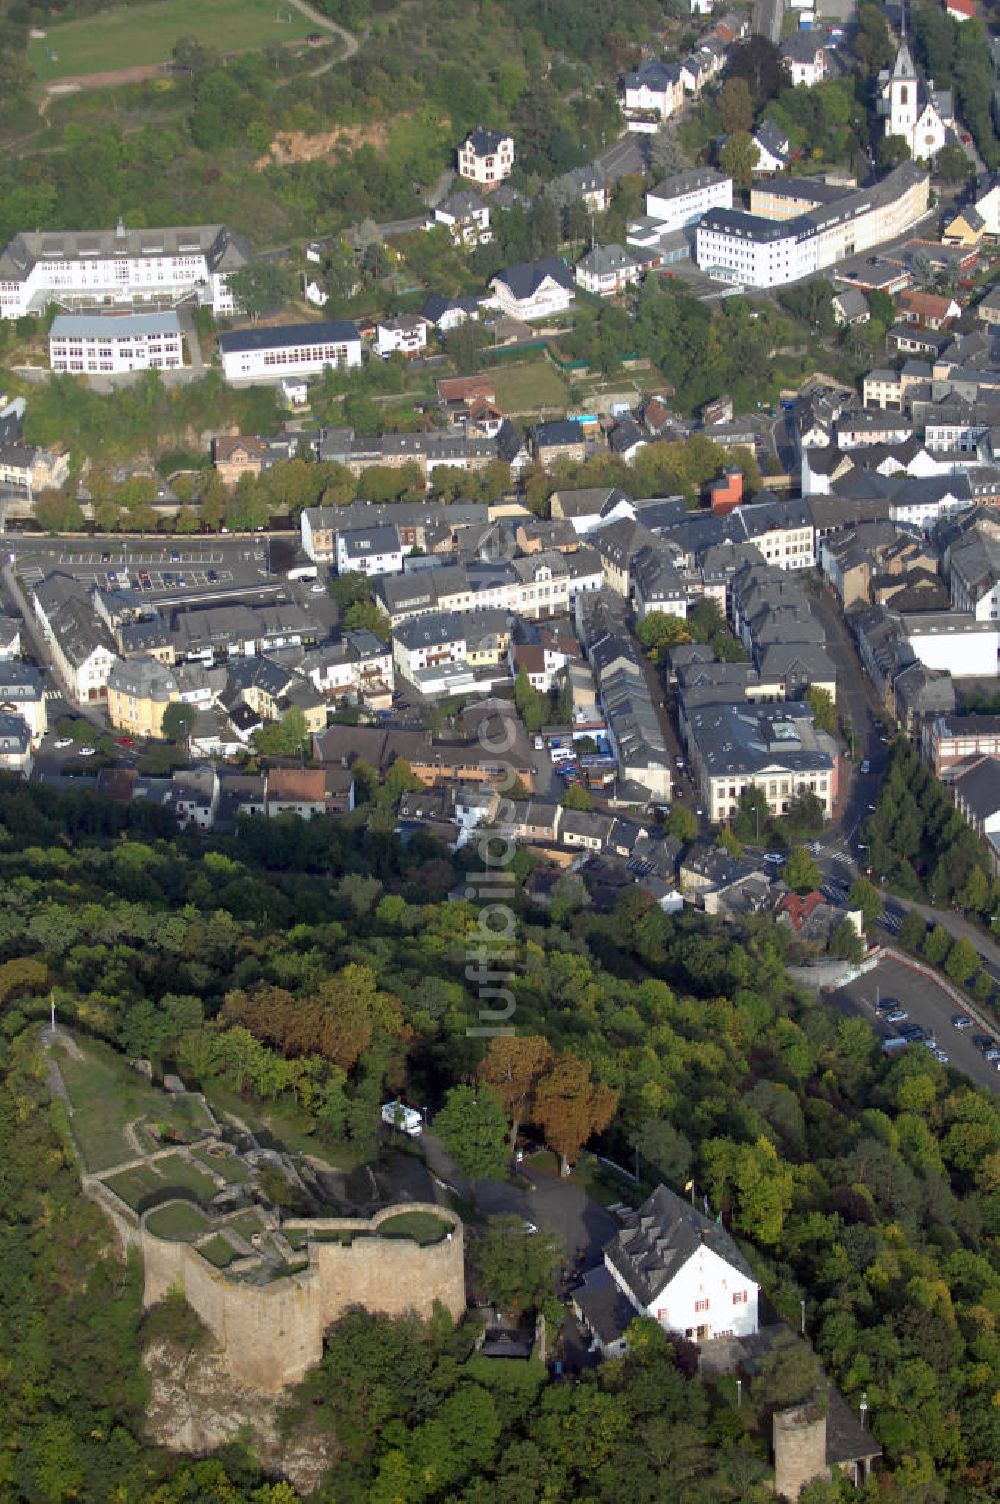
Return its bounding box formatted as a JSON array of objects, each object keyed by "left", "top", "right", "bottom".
[{"left": 86, "top": 1181, "right": 466, "bottom": 1393}]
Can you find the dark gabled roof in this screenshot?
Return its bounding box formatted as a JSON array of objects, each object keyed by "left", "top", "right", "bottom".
[
  {"left": 464, "top": 125, "right": 510, "bottom": 156},
  {"left": 492, "top": 257, "right": 574, "bottom": 300},
  {"left": 217, "top": 320, "right": 359, "bottom": 354},
  {"left": 532, "top": 418, "right": 584, "bottom": 447},
  {"left": 606, "top": 1184, "right": 756, "bottom": 1309}
]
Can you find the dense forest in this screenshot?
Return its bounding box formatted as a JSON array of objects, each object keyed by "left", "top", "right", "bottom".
[{"left": 0, "top": 773, "right": 998, "bottom": 1501}]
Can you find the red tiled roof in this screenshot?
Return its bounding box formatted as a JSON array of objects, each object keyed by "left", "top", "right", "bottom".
[{"left": 777, "top": 889, "right": 826, "bottom": 930}]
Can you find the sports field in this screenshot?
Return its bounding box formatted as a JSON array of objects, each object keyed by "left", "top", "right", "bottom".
[{"left": 28, "top": 0, "right": 317, "bottom": 83}]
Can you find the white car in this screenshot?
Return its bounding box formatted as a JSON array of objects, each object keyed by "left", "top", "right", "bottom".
[
  {"left": 53, "top": 738, "right": 74, "bottom": 749},
  {"left": 78, "top": 746, "right": 97, "bottom": 757},
  {"left": 763, "top": 852, "right": 786, "bottom": 865},
  {"left": 310, "top": 582, "right": 326, "bottom": 594}
]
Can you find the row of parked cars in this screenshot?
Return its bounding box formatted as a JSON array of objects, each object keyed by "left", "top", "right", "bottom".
[{"left": 876, "top": 996, "right": 1000, "bottom": 1068}]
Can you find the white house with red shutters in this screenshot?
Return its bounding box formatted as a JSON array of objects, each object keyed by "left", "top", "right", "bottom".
[{"left": 604, "top": 1185, "right": 760, "bottom": 1344}]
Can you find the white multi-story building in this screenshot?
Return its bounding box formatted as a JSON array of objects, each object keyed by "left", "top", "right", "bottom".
[
  {"left": 697, "top": 209, "right": 818, "bottom": 287},
  {"left": 335, "top": 523, "right": 405, "bottom": 577},
  {"left": 0, "top": 221, "right": 249, "bottom": 319},
  {"left": 49, "top": 312, "right": 184, "bottom": 374},
  {"left": 217, "top": 320, "right": 361, "bottom": 383},
  {"left": 643, "top": 167, "right": 733, "bottom": 236},
  {"left": 458, "top": 126, "right": 514, "bottom": 188},
  {"left": 697, "top": 162, "right": 929, "bottom": 288}
]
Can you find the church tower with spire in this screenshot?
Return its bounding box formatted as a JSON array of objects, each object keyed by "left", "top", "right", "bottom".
[{"left": 887, "top": 34, "right": 919, "bottom": 143}]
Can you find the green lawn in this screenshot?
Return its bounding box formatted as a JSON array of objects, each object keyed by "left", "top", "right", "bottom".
[
  {"left": 145, "top": 1201, "right": 212, "bottom": 1242},
  {"left": 56, "top": 1037, "right": 208, "bottom": 1173},
  {"left": 193, "top": 1147, "right": 251, "bottom": 1183},
  {"left": 199, "top": 1233, "right": 239, "bottom": 1268},
  {"left": 28, "top": 0, "right": 318, "bottom": 82},
  {"left": 378, "top": 1211, "right": 453, "bottom": 1245},
  {"left": 102, "top": 1164, "right": 168, "bottom": 1210},
  {"left": 153, "top": 1154, "right": 219, "bottom": 1203},
  {"left": 489, "top": 360, "right": 569, "bottom": 415}
]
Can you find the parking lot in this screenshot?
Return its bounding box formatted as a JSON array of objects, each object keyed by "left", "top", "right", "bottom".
[
  {"left": 13, "top": 542, "right": 272, "bottom": 600},
  {"left": 830, "top": 956, "right": 1000, "bottom": 1095}
]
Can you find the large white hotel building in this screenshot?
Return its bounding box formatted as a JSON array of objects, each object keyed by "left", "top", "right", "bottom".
[{"left": 696, "top": 162, "right": 929, "bottom": 289}]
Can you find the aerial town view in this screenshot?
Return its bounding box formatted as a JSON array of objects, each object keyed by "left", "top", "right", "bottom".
[{"left": 1, "top": 0, "right": 1000, "bottom": 1496}]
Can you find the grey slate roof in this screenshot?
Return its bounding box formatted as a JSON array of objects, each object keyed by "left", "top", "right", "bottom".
[
  {"left": 492, "top": 257, "right": 574, "bottom": 299},
  {"left": 606, "top": 1184, "right": 755, "bottom": 1308},
  {"left": 218, "top": 320, "right": 359, "bottom": 355},
  {"left": 50, "top": 312, "right": 181, "bottom": 340}
]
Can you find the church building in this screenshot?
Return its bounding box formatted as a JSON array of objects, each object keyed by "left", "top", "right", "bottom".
[{"left": 878, "top": 36, "right": 953, "bottom": 162}]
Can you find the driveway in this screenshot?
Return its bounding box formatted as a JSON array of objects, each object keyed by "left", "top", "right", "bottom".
[{"left": 422, "top": 1132, "right": 617, "bottom": 1267}]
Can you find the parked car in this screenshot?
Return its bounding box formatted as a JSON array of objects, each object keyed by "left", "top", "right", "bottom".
[
  {"left": 972, "top": 1034, "right": 996, "bottom": 1053},
  {"left": 207, "top": 570, "right": 219, "bottom": 583},
  {"left": 763, "top": 852, "right": 786, "bottom": 865},
  {"left": 885, "top": 1007, "right": 908, "bottom": 1023},
  {"left": 53, "top": 737, "right": 73, "bottom": 749},
  {"left": 874, "top": 999, "right": 898, "bottom": 1016},
  {"left": 78, "top": 746, "right": 97, "bottom": 758},
  {"left": 951, "top": 1014, "right": 973, "bottom": 1031},
  {"left": 860, "top": 759, "right": 871, "bottom": 773},
  {"left": 897, "top": 1023, "right": 925, "bottom": 1041},
  {"left": 115, "top": 736, "right": 134, "bottom": 747},
  {"left": 533, "top": 736, "right": 545, "bottom": 751}
]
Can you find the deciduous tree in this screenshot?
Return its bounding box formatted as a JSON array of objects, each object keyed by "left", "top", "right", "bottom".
[
  {"left": 533, "top": 1052, "right": 618, "bottom": 1175},
  {"left": 478, "top": 1035, "right": 553, "bottom": 1155}
]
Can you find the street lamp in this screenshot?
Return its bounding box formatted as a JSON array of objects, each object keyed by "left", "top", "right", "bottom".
[
  {"left": 859, "top": 1392, "right": 869, "bottom": 1430},
  {"left": 800, "top": 1298, "right": 806, "bottom": 1335}
]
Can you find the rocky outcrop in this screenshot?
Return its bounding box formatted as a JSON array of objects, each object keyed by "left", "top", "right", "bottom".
[{"left": 144, "top": 1337, "right": 335, "bottom": 1496}]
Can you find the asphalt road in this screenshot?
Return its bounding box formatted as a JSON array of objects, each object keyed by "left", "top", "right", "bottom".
[
  {"left": 830, "top": 955, "right": 1000, "bottom": 1095},
  {"left": 753, "top": 0, "right": 784, "bottom": 43}
]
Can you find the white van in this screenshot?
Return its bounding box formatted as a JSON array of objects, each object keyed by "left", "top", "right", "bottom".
[
  {"left": 381, "top": 1100, "right": 423, "bottom": 1137},
  {"left": 550, "top": 745, "right": 576, "bottom": 765}
]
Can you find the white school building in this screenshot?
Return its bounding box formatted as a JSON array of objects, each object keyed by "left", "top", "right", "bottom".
[
  {"left": 217, "top": 320, "right": 362, "bottom": 383},
  {"left": 49, "top": 312, "right": 184, "bottom": 374}
]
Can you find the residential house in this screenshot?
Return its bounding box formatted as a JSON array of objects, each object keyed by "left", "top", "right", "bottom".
[
  {"left": 950, "top": 756, "right": 1000, "bottom": 871},
  {"left": 458, "top": 126, "right": 514, "bottom": 188},
  {"left": 575, "top": 244, "right": 641, "bottom": 296},
  {"left": 32, "top": 574, "right": 117, "bottom": 703},
  {"left": 0, "top": 711, "right": 31, "bottom": 778},
  {"left": 752, "top": 119, "right": 791, "bottom": 174},
  {"left": 107, "top": 656, "right": 179, "bottom": 738},
  {"left": 550, "top": 485, "right": 635, "bottom": 536},
  {"left": 335, "top": 523, "right": 405, "bottom": 577},
  {"left": 0, "top": 660, "right": 47, "bottom": 743},
  {"left": 434, "top": 189, "right": 492, "bottom": 247},
  {"left": 0, "top": 443, "right": 70, "bottom": 500},
  {"left": 604, "top": 1184, "right": 759, "bottom": 1343},
  {"left": 265, "top": 767, "right": 329, "bottom": 819},
  {"left": 622, "top": 58, "right": 684, "bottom": 121},
  {"left": 943, "top": 205, "right": 986, "bottom": 246},
  {"left": 171, "top": 767, "right": 220, "bottom": 830},
  {"left": 488, "top": 258, "right": 575, "bottom": 320},
  {"left": 375, "top": 316, "right": 428, "bottom": 359},
  {"left": 530, "top": 418, "right": 592, "bottom": 466},
  {"left": 832, "top": 288, "right": 870, "bottom": 326},
  {"left": 780, "top": 33, "right": 828, "bottom": 87},
  {"left": 897, "top": 290, "right": 960, "bottom": 328}
]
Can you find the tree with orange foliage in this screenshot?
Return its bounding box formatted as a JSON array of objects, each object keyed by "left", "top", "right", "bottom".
[
  {"left": 533, "top": 1052, "right": 618, "bottom": 1177},
  {"left": 478, "top": 1035, "right": 552, "bottom": 1158}
]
